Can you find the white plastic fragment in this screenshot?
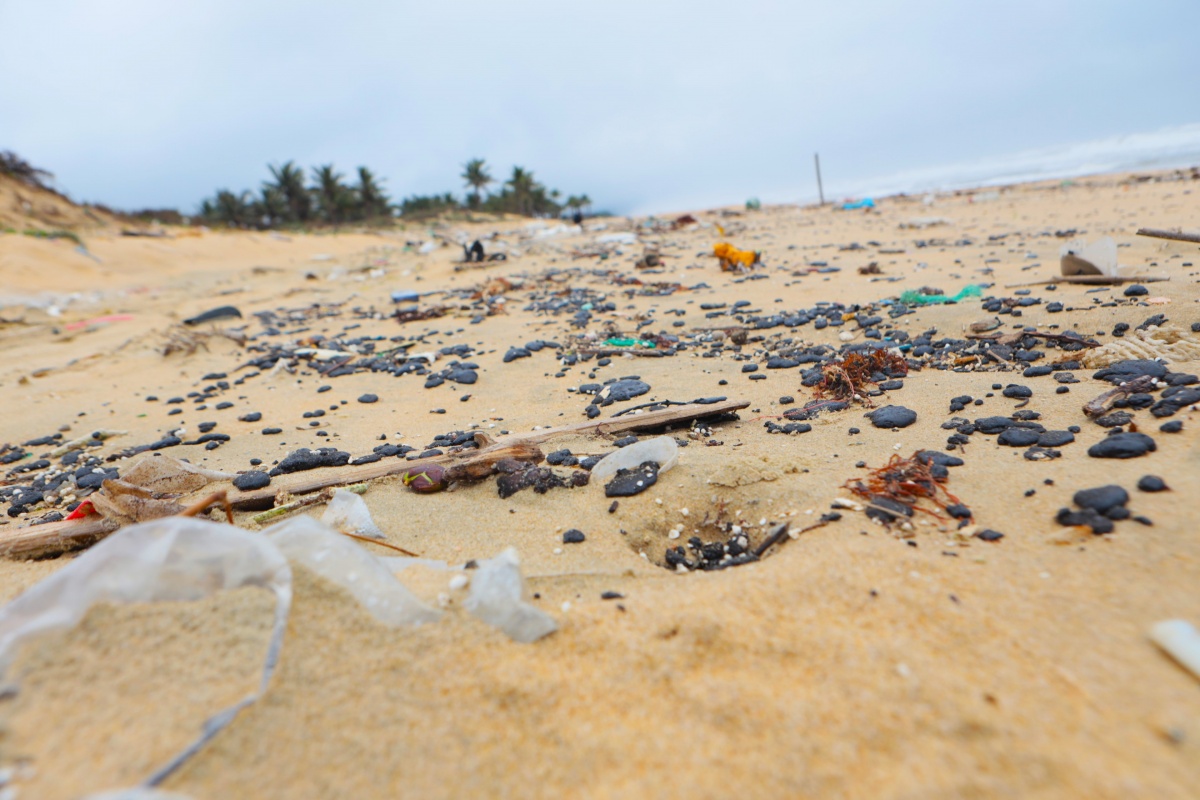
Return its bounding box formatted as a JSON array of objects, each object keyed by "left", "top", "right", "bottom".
[
  {"left": 464, "top": 548, "right": 557, "bottom": 643},
  {"left": 1149, "top": 619, "right": 1200, "bottom": 682},
  {"left": 590, "top": 435, "right": 680, "bottom": 483},
  {"left": 595, "top": 232, "right": 637, "bottom": 245},
  {"left": 1060, "top": 236, "right": 1119, "bottom": 277},
  {"left": 320, "top": 489, "right": 385, "bottom": 539},
  {"left": 267, "top": 516, "right": 441, "bottom": 626}
]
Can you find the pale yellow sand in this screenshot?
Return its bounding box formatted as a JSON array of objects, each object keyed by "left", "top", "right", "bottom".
[{"left": 0, "top": 171, "right": 1197, "bottom": 798}]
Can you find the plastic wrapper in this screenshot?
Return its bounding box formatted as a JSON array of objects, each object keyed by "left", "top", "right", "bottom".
[
  {"left": 320, "top": 488, "right": 385, "bottom": 539},
  {"left": 590, "top": 435, "right": 679, "bottom": 483},
  {"left": 266, "top": 516, "right": 441, "bottom": 626},
  {"left": 464, "top": 548, "right": 557, "bottom": 643}
]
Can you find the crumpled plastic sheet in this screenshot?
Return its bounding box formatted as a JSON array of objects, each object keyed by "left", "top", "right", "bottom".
[
  {"left": 0, "top": 517, "right": 553, "bottom": 796},
  {"left": 319, "top": 488, "right": 385, "bottom": 540},
  {"left": 0, "top": 515, "right": 448, "bottom": 795},
  {"left": 0, "top": 518, "right": 292, "bottom": 789},
  {"left": 266, "top": 515, "right": 441, "bottom": 626},
  {"left": 464, "top": 548, "right": 558, "bottom": 643}
]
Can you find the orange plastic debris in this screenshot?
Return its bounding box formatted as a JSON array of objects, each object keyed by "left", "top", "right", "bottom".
[{"left": 713, "top": 242, "right": 760, "bottom": 272}]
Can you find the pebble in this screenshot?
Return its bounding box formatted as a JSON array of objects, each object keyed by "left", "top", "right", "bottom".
[
  {"left": 503, "top": 347, "right": 531, "bottom": 363},
  {"left": 1159, "top": 420, "right": 1183, "bottom": 433},
  {"left": 1002, "top": 385, "right": 1032, "bottom": 399},
  {"left": 273, "top": 447, "right": 351, "bottom": 474},
  {"left": 1087, "top": 432, "right": 1156, "bottom": 459},
  {"left": 1056, "top": 507, "right": 1114, "bottom": 534},
  {"left": 1137, "top": 475, "right": 1168, "bottom": 492},
  {"left": 1036, "top": 430, "right": 1075, "bottom": 447},
  {"left": 595, "top": 379, "right": 650, "bottom": 406},
  {"left": 358, "top": 394, "right": 379, "bottom": 404},
  {"left": 183, "top": 305, "right": 242, "bottom": 325},
  {"left": 1073, "top": 485, "right": 1128, "bottom": 513},
  {"left": 867, "top": 405, "right": 917, "bottom": 429},
  {"left": 1123, "top": 284, "right": 1149, "bottom": 297},
  {"left": 232, "top": 471, "right": 272, "bottom": 491},
  {"left": 562, "top": 529, "right": 586, "bottom": 544},
  {"left": 997, "top": 428, "right": 1041, "bottom": 447},
  {"left": 604, "top": 462, "right": 659, "bottom": 497}
]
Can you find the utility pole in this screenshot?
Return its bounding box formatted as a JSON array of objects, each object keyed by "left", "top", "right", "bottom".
[{"left": 814, "top": 153, "right": 825, "bottom": 206}]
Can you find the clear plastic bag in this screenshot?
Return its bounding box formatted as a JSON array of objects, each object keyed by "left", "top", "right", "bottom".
[{"left": 0, "top": 517, "right": 292, "bottom": 787}]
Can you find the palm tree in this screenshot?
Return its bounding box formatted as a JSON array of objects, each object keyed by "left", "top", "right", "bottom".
[
  {"left": 312, "top": 164, "right": 353, "bottom": 224},
  {"left": 257, "top": 186, "right": 288, "bottom": 228},
  {"left": 506, "top": 166, "right": 536, "bottom": 216},
  {"left": 214, "top": 189, "right": 252, "bottom": 227},
  {"left": 266, "top": 161, "right": 311, "bottom": 223},
  {"left": 355, "top": 166, "right": 391, "bottom": 220},
  {"left": 461, "top": 158, "right": 492, "bottom": 209}
]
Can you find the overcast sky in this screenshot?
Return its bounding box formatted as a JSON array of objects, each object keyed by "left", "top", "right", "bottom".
[{"left": 3, "top": 0, "right": 1198, "bottom": 215}]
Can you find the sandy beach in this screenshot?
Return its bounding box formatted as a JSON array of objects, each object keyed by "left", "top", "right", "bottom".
[{"left": 1, "top": 169, "right": 1198, "bottom": 799}]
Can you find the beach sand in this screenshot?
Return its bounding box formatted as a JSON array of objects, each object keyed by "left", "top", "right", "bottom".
[{"left": 0, "top": 171, "right": 1198, "bottom": 798}]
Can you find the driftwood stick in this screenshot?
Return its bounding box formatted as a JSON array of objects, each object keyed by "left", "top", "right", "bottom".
[
  {"left": 966, "top": 330, "right": 1100, "bottom": 348},
  {"left": 484, "top": 399, "right": 750, "bottom": 448},
  {"left": 228, "top": 442, "right": 545, "bottom": 511},
  {"left": 1136, "top": 227, "right": 1200, "bottom": 245},
  {"left": 249, "top": 484, "right": 367, "bottom": 524},
  {"left": 0, "top": 517, "right": 118, "bottom": 560},
  {"left": 1005, "top": 275, "right": 1170, "bottom": 288},
  {"left": 1083, "top": 375, "right": 1159, "bottom": 418}
]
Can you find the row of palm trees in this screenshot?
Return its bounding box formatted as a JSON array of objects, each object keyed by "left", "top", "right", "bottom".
[
  {"left": 199, "top": 162, "right": 391, "bottom": 228},
  {"left": 459, "top": 159, "right": 590, "bottom": 218},
  {"left": 199, "top": 159, "right": 590, "bottom": 228}
]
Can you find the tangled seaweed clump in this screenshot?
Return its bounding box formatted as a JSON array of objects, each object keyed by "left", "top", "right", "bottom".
[
  {"left": 843, "top": 451, "right": 964, "bottom": 525},
  {"left": 816, "top": 348, "right": 910, "bottom": 405}
]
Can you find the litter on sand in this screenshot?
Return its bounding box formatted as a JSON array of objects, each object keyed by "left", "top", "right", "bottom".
[
  {"left": 0, "top": 515, "right": 553, "bottom": 795},
  {"left": 713, "top": 242, "right": 760, "bottom": 272}
]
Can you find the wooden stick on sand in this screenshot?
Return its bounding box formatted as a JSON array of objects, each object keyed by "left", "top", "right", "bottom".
[
  {"left": 1136, "top": 227, "right": 1200, "bottom": 245},
  {"left": 1005, "top": 275, "right": 1170, "bottom": 288}
]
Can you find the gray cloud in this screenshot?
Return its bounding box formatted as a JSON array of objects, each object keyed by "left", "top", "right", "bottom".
[{"left": 2, "top": 0, "right": 1197, "bottom": 214}]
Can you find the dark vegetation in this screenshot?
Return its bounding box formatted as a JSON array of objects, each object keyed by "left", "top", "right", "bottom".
[
  {"left": 0, "top": 150, "right": 58, "bottom": 194},
  {"left": 198, "top": 158, "right": 592, "bottom": 228},
  {"left": 0, "top": 149, "right": 595, "bottom": 230}
]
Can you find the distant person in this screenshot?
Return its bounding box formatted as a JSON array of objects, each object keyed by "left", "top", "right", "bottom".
[
  {"left": 572, "top": 210, "right": 583, "bottom": 226},
  {"left": 462, "top": 240, "right": 485, "bottom": 263}
]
